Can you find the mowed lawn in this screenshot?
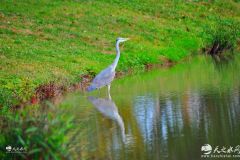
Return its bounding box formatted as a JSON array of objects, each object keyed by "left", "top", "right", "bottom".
[{"left": 0, "top": 0, "right": 239, "bottom": 106}]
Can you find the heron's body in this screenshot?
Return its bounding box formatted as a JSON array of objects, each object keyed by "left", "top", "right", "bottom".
[
  {"left": 87, "top": 65, "right": 116, "bottom": 91},
  {"left": 87, "top": 37, "right": 129, "bottom": 93}
]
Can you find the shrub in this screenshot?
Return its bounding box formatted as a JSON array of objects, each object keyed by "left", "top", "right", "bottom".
[
  {"left": 205, "top": 18, "right": 240, "bottom": 55},
  {"left": 0, "top": 104, "right": 74, "bottom": 159}
]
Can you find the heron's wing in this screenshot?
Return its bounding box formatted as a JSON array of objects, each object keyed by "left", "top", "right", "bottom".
[
  {"left": 91, "top": 66, "right": 115, "bottom": 87},
  {"left": 94, "top": 66, "right": 113, "bottom": 79}
]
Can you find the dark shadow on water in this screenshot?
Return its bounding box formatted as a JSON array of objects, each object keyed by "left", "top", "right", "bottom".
[{"left": 211, "top": 53, "right": 237, "bottom": 71}]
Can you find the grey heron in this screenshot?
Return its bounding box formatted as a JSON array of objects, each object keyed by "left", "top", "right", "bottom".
[{"left": 87, "top": 37, "right": 129, "bottom": 94}]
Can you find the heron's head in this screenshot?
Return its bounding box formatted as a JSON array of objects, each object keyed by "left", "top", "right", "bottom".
[{"left": 116, "top": 37, "right": 129, "bottom": 43}]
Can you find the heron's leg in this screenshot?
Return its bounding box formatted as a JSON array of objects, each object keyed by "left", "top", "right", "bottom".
[{"left": 107, "top": 84, "right": 111, "bottom": 100}]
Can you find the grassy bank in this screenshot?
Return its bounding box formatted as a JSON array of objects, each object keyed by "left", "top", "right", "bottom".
[{"left": 0, "top": 0, "right": 240, "bottom": 107}]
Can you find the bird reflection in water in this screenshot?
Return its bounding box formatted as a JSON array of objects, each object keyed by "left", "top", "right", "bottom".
[{"left": 88, "top": 95, "right": 126, "bottom": 143}]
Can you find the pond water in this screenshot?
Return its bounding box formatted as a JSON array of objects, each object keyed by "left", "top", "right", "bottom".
[{"left": 57, "top": 55, "right": 240, "bottom": 160}]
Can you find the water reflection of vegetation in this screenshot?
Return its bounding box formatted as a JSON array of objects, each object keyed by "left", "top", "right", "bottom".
[
  {"left": 134, "top": 88, "right": 240, "bottom": 159},
  {"left": 112, "top": 55, "right": 240, "bottom": 98},
  {"left": 0, "top": 103, "right": 74, "bottom": 159}
]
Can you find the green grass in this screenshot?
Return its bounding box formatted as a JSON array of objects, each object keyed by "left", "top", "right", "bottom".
[{"left": 0, "top": 0, "right": 240, "bottom": 106}]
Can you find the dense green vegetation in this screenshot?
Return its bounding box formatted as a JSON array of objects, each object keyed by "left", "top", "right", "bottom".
[
  {"left": 0, "top": 102, "right": 74, "bottom": 159},
  {"left": 0, "top": 0, "right": 239, "bottom": 106}
]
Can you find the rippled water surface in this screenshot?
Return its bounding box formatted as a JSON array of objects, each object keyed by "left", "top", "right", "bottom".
[{"left": 57, "top": 56, "right": 240, "bottom": 159}]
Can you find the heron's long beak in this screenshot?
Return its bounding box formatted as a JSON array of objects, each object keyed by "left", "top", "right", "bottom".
[{"left": 123, "top": 38, "right": 129, "bottom": 41}]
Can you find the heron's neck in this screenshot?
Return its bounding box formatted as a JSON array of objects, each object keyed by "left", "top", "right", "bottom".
[{"left": 112, "top": 41, "right": 120, "bottom": 70}]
